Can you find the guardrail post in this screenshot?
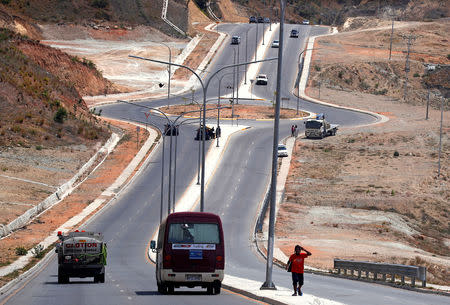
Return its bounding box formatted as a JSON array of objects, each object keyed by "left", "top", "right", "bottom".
[
  {"left": 418, "top": 266, "right": 426, "bottom": 287},
  {"left": 374, "top": 272, "right": 378, "bottom": 281},
  {"left": 382, "top": 274, "right": 386, "bottom": 282},
  {"left": 337, "top": 268, "right": 340, "bottom": 274},
  {"left": 401, "top": 275, "right": 405, "bottom": 284},
  {"left": 357, "top": 269, "right": 361, "bottom": 279},
  {"left": 411, "top": 277, "right": 416, "bottom": 287},
  {"left": 390, "top": 273, "right": 395, "bottom": 282}
]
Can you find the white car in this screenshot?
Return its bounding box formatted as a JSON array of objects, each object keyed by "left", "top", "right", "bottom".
[
  {"left": 302, "top": 20, "right": 310, "bottom": 25},
  {"left": 256, "top": 74, "right": 268, "bottom": 85},
  {"left": 271, "top": 40, "right": 279, "bottom": 48},
  {"left": 277, "top": 144, "right": 288, "bottom": 157}
]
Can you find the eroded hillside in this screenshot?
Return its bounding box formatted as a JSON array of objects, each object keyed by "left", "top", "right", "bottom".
[{"left": 0, "top": 29, "right": 113, "bottom": 147}]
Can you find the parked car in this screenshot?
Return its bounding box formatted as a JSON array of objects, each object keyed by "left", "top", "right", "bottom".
[
  {"left": 271, "top": 40, "right": 279, "bottom": 48},
  {"left": 302, "top": 20, "right": 310, "bottom": 25},
  {"left": 290, "top": 29, "right": 299, "bottom": 38},
  {"left": 277, "top": 144, "right": 288, "bottom": 157},
  {"left": 231, "top": 36, "right": 241, "bottom": 45},
  {"left": 257, "top": 16, "right": 264, "bottom": 23},
  {"left": 249, "top": 16, "right": 257, "bottom": 23},
  {"left": 256, "top": 74, "right": 268, "bottom": 85},
  {"left": 264, "top": 17, "right": 270, "bottom": 23}
]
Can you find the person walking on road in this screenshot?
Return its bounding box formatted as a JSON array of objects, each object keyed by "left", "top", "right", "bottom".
[
  {"left": 291, "top": 125, "right": 295, "bottom": 137},
  {"left": 287, "top": 245, "right": 312, "bottom": 296}
]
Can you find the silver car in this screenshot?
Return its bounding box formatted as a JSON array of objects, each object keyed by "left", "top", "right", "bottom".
[{"left": 277, "top": 144, "right": 288, "bottom": 157}]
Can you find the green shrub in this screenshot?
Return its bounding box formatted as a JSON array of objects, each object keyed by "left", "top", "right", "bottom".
[
  {"left": 54, "top": 107, "right": 67, "bottom": 123},
  {"left": 15, "top": 246, "right": 27, "bottom": 256},
  {"left": 314, "top": 65, "right": 321, "bottom": 71},
  {"left": 35, "top": 145, "right": 42, "bottom": 150},
  {"left": 393, "top": 151, "right": 399, "bottom": 157},
  {"left": 413, "top": 73, "right": 420, "bottom": 77}
]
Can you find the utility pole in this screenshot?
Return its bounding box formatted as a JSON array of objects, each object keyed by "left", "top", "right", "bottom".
[
  {"left": 389, "top": 12, "right": 395, "bottom": 60},
  {"left": 438, "top": 97, "right": 445, "bottom": 177},
  {"left": 403, "top": 34, "right": 415, "bottom": 101}
]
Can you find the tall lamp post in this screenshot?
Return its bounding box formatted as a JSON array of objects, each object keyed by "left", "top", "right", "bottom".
[
  {"left": 296, "top": 48, "right": 315, "bottom": 115},
  {"left": 217, "top": 71, "right": 235, "bottom": 147},
  {"left": 261, "top": 0, "right": 286, "bottom": 290},
  {"left": 158, "top": 42, "right": 172, "bottom": 106},
  {"left": 129, "top": 55, "right": 277, "bottom": 212},
  {"left": 245, "top": 26, "right": 251, "bottom": 84}
]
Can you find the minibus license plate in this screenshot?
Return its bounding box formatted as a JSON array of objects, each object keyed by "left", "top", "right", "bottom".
[
  {"left": 186, "top": 274, "right": 201, "bottom": 281},
  {"left": 189, "top": 249, "right": 203, "bottom": 259}
]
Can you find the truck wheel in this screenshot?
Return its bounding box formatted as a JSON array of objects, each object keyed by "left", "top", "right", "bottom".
[
  {"left": 58, "top": 271, "right": 68, "bottom": 284},
  {"left": 207, "top": 284, "right": 213, "bottom": 295},
  {"left": 167, "top": 284, "right": 174, "bottom": 294},
  {"left": 100, "top": 273, "right": 105, "bottom": 283},
  {"left": 213, "top": 282, "right": 221, "bottom": 295}
]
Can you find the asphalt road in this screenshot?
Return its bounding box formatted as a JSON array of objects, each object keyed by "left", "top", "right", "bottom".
[{"left": 2, "top": 23, "right": 448, "bottom": 305}]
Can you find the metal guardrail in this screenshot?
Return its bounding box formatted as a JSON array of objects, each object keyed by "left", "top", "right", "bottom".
[{"left": 334, "top": 259, "right": 426, "bottom": 288}]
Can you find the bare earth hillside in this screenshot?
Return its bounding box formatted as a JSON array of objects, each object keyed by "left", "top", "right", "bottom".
[{"left": 277, "top": 18, "right": 449, "bottom": 285}]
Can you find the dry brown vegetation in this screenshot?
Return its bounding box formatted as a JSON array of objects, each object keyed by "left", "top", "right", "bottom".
[{"left": 160, "top": 104, "right": 308, "bottom": 119}]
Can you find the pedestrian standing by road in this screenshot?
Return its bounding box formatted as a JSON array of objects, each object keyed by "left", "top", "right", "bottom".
[
  {"left": 287, "top": 245, "right": 312, "bottom": 296},
  {"left": 291, "top": 125, "right": 295, "bottom": 137}
]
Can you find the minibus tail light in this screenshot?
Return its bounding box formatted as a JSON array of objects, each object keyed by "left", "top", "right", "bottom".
[
  {"left": 216, "top": 256, "right": 224, "bottom": 269},
  {"left": 163, "top": 254, "right": 172, "bottom": 268}
]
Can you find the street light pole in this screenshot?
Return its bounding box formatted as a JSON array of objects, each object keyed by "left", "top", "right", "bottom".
[
  {"left": 129, "top": 55, "right": 277, "bottom": 212},
  {"left": 236, "top": 44, "right": 240, "bottom": 105},
  {"left": 255, "top": 20, "right": 258, "bottom": 61},
  {"left": 158, "top": 42, "right": 172, "bottom": 106},
  {"left": 296, "top": 48, "right": 315, "bottom": 115},
  {"left": 217, "top": 72, "right": 234, "bottom": 147},
  {"left": 245, "top": 27, "right": 250, "bottom": 84},
  {"left": 261, "top": 0, "right": 286, "bottom": 291}
]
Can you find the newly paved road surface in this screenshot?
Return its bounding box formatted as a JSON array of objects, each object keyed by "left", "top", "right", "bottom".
[{"left": 2, "top": 23, "right": 448, "bottom": 305}]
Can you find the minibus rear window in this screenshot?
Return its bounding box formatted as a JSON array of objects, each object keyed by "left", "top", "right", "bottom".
[{"left": 168, "top": 223, "right": 220, "bottom": 244}]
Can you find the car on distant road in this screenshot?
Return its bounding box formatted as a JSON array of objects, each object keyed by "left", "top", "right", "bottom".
[
  {"left": 271, "top": 40, "right": 279, "bottom": 48},
  {"left": 290, "top": 29, "right": 299, "bottom": 38},
  {"left": 264, "top": 17, "right": 270, "bottom": 23},
  {"left": 231, "top": 36, "right": 241, "bottom": 45},
  {"left": 256, "top": 74, "right": 268, "bottom": 85},
  {"left": 277, "top": 144, "right": 288, "bottom": 157},
  {"left": 257, "top": 16, "right": 264, "bottom": 23},
  {"left": 302, "top": 20, "right": 310, "bottom": 25},
  {"left": 249, "top": 16, "right": 256, "bottom": 23}
]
